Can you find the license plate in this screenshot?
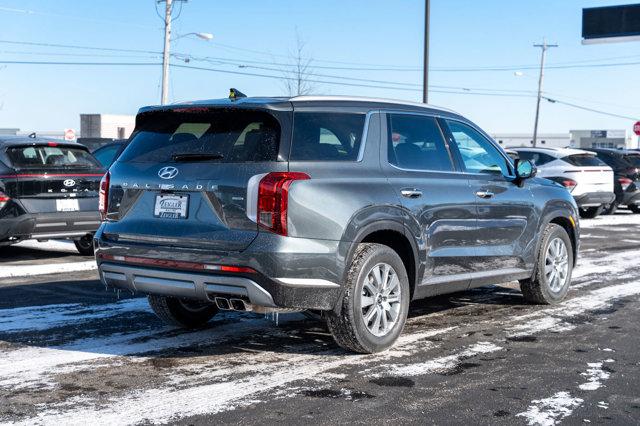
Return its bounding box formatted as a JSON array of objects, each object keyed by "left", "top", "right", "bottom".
[
  {"left": 56, "top": 199, "right": 79, "bottom": 212},
  {"left": 154, "top": 194, "right": 189, "bottom": 219}
]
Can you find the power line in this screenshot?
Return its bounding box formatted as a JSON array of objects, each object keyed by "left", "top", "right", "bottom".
[
  {"left": 0, "top": 47, "right": 539, "bottom": 93},
  {"left": 543, "top": 97, "right": 639, "bottom": 121},
  {"left": 0, "top": 59, "right": 528, "bottom": 94},
  {"left": 4, "top": 39, "right": 640, "bottom": 73},
  {"left": 1, "top": 59, "right": 637, "bottom": 120}
]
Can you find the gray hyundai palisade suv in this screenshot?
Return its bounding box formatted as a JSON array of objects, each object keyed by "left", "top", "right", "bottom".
[{"left": 95, "top": 94, "right": 579, "bottom": 353}]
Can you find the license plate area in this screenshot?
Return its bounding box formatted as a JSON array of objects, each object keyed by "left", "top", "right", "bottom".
[
  {"left": 154, "top": 194, "right": 189, "bottom": 219},
  {"left": 56, "top": 198, "right": 79, "bottom": 212}
]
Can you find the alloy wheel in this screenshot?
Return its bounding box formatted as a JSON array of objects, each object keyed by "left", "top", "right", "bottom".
[
  {"left": 360, "top": 262, "right": 402, "bottom": 337},
  {"left": 545, "top": 237, "right": 569, "bottom": 292}
]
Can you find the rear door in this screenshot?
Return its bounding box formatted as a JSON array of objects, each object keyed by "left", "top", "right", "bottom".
[
  {"left": 382, "top": 112, "right": 477, "bottom": 292},
  {"left": 103, "top": 107, "right": 289, "bottom": 252},
  {"left": 441, "top": 119, "right": 537, "bottom": 279},
  {"left": 4, "top": 143, "right": 104, "bottom": 214}
]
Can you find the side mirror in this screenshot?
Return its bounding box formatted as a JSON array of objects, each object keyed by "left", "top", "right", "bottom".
[{"left": 515, "top": 159, "right": 537, "bottom": 180}]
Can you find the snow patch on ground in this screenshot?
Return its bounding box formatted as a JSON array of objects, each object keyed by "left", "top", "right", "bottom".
[
  {"left": 13, "top": 239, "right": 78, "bottom": 254},
  {"left": 369, "top": 342, "right": 502, "bottom": 377},
  {"left": 507, "top": 280, "right": 640, "bottom": 339},
  {"left": 572, "top": 248, "right": 640, "bottom": 281},
  {"left": 9, "top": 327, "right": 455, "bottom": 425},
  {"left": 0, "top": 298, "right": 149, "bottom": 333},
  {"left": 578, "top": 362, "right": 610, "bottom": 391},
  {"left": 0, "top": 260, "right": 96, "bottom": 279},
  {"left": 516, "top": 391, "right": 583, "bottom": 426},
  {"left": 580, "top": 211, "right": 640, "bottom": 228}
]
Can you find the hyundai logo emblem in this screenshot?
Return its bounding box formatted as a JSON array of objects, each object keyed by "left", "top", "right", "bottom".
[
  {"left": 63, "top": 179, "right": 76, "bottom": 187},
  {"left": 158, "top": 166, "right": 179, "bottom": 180}
]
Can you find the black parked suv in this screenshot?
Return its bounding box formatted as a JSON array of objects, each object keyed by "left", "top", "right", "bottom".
[
  {"left": 583, "top": 148, "right": 640, "bottom": 214},
  {"left": 0, "top": 136, "right": 104, "bottom": 254},
  {"left": 95, "top": 95, "right": 580, "bottom": 353}
]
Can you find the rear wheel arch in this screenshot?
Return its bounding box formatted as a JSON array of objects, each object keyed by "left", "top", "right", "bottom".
[
  {"left": 537, "top": 212, "right": 578, "bottom": 269},
  {"left": 342, "top": 220, "right": 420, "bottom": 302}
]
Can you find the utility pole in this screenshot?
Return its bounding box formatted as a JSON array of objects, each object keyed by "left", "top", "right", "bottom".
[
  {"left": 160, "top": 0, "right": 173, "bottom": 105},
  {"left": 422, "top": 0, "right": 430, "bottom": 104},
  {"left": 532, "top": 39, "right": 558, "bottom": 147}
]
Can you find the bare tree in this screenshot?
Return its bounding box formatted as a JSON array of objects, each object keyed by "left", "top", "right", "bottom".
[{"left": 281, "top": 31, "right": 315, "bottom": 96}]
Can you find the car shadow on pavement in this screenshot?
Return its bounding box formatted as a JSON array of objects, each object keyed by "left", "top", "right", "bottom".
[
  {"left": 0, "top": 278, "right": 529, "bottom": 359},
  {"left": 0, "top": 245, "right": 80, "bottom": 263}
]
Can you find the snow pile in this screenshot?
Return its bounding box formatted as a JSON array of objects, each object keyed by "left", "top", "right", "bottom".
[
  {"left": 516, "top": 392, "right": 584, "bottom": 426},
  {"left": 369, "top": 342, "right": 502, "bottom": 377},
  {"left": 578, "top": 362, "right": 610, "bottom": 391},
  {"left": 0, "top": 260, "right": 97, "bottom": 279},
  {"left": 14, "top": 239, "right": 78, "bottom": 253}
]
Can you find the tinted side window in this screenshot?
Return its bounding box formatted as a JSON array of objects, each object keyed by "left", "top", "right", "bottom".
[
  {"left": 623, "top": 154, "right": 640, "bottom": 167},
  {"left": 516, "top": 151, "right": 555, "bottom": 166},
  {"left": 387, "top": 114, "right": 452, "bottom": 172},
  {"left": 93, "top": 145, "right": 120, "bottom": 167},
  {"left": 446, "top": 120, "right": 509, "bottom": 175},
  {"left": 595, "top": 153, "right": 622, "bottom": 169},
  {"left": 563, "top": 154, "right": 606, "bottom": 167},
  {"left": 290, "top": 112, "right": 365, "bottom": 161}
]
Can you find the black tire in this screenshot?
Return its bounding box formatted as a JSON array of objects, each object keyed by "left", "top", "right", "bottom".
[
  {"left": 74, "top": 234, "right": 95, "bottom": 256},
  {"left": 603, "top": 202, "right": 618, "bottom": 215},
  {"left": 579, "top": 206, "right": 603, "bottom": 219},
  {"left": 148, "top": 295, "right": 219, "bottom": 328},
  {"left": 629, "top": 204, "right": 640, "bottom": 214},
  {"left": 326, "top": 243, "right": 410, "bottom": 354},
  {"left": 520, "top": 223, "right": 574, "bottom": 305}
]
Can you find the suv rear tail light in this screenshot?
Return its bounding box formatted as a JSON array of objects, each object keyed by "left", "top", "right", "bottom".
[
  {"left": 98, "top": 171, "right": 110, "bottom": 220},
  {"left": 556, "top": 178, "right": 577, "bottom": 192},
  {"left": 257, "top": 172, "right": 310, "bottom": 236},
  {"left": 0, "top": 191, "right": 10, "bottom": 210},
  {"left": 619, "top": 177, "right": 633, "bottom": 191}
]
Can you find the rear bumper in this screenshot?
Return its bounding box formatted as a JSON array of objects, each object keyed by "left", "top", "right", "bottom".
[
  {"left": 573, "top": 192, "right": 616, "bottom": 208},
  {"left": 622, "top": 190, "right": 640, "bottom": 207},
  {"left": 94, "top": 230, "right": 345, "bottom": 310},
  {"left": 0, "top": 211, "right": 101, "bottom": 241},
  {"left": 100, "top": 262, "right": 278, "bottom": 307}
]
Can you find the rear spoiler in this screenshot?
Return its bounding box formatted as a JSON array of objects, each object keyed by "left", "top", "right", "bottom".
[{"left": 2, "top": 141, "right": 90, "bottom": 151}]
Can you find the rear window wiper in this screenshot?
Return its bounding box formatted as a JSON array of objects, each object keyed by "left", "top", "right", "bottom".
[{"left": 171, "top": 153, "right": 224, "bottom": 162}]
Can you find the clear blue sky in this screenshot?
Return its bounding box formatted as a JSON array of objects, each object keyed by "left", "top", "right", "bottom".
[{"left": 0, "top": 0, "right": 637, "bottom": 134}]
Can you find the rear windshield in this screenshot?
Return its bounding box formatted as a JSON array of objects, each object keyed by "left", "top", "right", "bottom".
[
  {"left": 563, "top": 154, "right": 606, "bottom": 167},
  {"left": 623, "top": 154, "right": 640, "bottom": 167},
  {"left": 6, "top": 145, "right": 100, "bottom": 169},
  {"left": 119, "top": 109, "right": 281, "bottom": 163},
  {"left": 290, "top": 112, "right": 365, "bottom": 161}
]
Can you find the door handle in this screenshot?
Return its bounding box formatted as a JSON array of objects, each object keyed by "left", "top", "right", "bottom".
[
  {"left": 475, "top": 190, "right": 495, "bottom": 199},
  {"left": 401, "top": 188, "right": 423, "bottom": 198}
]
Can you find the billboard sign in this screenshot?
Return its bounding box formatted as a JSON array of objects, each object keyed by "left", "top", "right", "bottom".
[{"left": 582, "top": 4, "right": 640, "bottom": 44}]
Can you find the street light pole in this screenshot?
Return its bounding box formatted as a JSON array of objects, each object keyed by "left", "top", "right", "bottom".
[
  {"left": 532, "top": 39, "right": 558, "bottom": 147},
  {"left": 161, "top": 0, "right": 172, "bottom": 105},
  {"left": 422, "top": 0, "right": 430, "bottom": 104}
]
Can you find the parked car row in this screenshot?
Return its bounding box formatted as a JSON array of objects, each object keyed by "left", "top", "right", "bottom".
[
  {"left": 1, "top": 94, "right": 634, "bottom": 354},
  {"left": 510, "top": 147, "right": 640, "bottom": 218}
]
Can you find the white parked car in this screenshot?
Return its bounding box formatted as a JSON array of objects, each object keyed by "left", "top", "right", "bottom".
[{"left": 512, "top": 147, "right": 615, "bottom": 218}]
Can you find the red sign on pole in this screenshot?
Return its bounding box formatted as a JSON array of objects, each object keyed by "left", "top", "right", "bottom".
[
  {"left": 64, "top": 129, "right": 76, "bottom": 141},
  {"left": 634, "top": 122, "right": 640, "bottom": 136}
]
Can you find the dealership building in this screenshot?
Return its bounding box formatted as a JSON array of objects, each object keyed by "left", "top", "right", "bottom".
[{"left": 492, "top": 129, "right": 639, "bottom": 150}]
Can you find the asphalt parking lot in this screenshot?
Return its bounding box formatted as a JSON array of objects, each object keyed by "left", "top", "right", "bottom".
[{"left": 1, "top": 212, "right": 640, "bottom": 425}]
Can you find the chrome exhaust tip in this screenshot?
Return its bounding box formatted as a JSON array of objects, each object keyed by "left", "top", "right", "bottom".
[
  {"left": 214, "top": 297, "right": 232, "bottom": 310},
  {"left": 230, "top": 298, "right": 251, "bottom": 312}
]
